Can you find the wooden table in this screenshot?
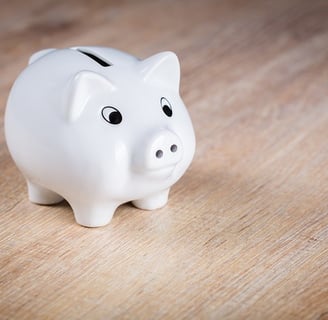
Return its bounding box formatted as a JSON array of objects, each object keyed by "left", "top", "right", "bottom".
[{"left": 1, "top": 0, "right": 327, "bottom": 319}]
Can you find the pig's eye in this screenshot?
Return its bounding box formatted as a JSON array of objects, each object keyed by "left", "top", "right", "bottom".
[
  {"left": 160, "top": 97, "right": 172, "bottom": 117},
  {"left": 101, "top": 106, "right": 122, "bottom": 125}
]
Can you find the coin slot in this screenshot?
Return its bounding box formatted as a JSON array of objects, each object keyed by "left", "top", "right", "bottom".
[{"left": 77, "top": 50, "right": 111, "bottom": 67}]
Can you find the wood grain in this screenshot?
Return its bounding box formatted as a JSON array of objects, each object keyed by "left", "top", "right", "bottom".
[{"left": 1, "top": 0, "right": 328, "bottom": 319}]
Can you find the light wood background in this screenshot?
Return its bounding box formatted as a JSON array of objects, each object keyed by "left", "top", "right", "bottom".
[{"left": 1, "top": 0, "right": 328, "bottom": 319}]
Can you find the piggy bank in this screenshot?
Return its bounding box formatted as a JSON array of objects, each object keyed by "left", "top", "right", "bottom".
[{"left": 4, "top": 46, "right": 195, "bottom": 227}]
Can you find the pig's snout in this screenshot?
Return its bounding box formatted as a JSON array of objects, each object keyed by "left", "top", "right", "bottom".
[
  {"left": 150, "top": 131, "right": 182, "bottom": 169},
  {"left": 133, "top": 130, "right": 183, "bottom": 175}
]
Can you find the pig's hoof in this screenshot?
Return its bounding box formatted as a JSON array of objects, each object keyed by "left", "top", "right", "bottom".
[
  {"left": 71, "top": 203, "right": 117, "bottom": 227},
  {"left": 27, "top": 180, "right": 64, "bottom": 205},
  {"left": 132, "top": 188, "right": 170, "bottom": 210}
]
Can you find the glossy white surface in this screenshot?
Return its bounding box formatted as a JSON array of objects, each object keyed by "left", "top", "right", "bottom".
[{"left": 5, "top": 46, "right": 195, "bottom": 227}]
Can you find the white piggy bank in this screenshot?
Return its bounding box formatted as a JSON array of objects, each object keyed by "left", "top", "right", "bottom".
[{"left": 5, "top": 46, "right": 195, "bottom": 227}]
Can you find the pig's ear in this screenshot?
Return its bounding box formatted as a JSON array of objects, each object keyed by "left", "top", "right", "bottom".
[
  {"left": 66, "top": 71, "right": 115, "bottom": 122},
  {"left": 139, "top": 52, "right": 180, "bottom": 91}
]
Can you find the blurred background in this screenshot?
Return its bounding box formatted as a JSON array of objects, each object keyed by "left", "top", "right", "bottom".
[{"left": 2, "top": 0, "right": 328, "bottom": 157}]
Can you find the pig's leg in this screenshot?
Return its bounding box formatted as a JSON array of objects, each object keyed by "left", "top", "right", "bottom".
[
  {"left": 70, "top": 201, "right": 118, "bottom": 227},
  {"left": 132, "top": 188, "right": 170, "bottom": 210},
  {"left": 27, "top": 180, "right": 64, "bottom": 205}
]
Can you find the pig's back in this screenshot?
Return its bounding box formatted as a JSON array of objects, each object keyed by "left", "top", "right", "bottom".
[{"left": 4, "top": 47, "right": 137, "bottom": 185}]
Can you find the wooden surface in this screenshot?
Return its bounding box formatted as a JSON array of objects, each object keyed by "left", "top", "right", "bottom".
[{"left": 1, "top": 0, "right": 328, "bottom": 319}]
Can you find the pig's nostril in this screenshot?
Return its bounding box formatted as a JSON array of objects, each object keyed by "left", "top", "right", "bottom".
[
  {"left": 155, "top": 150, "right": 163, "bottom": 158},
  {"left": 170, "top": 144, "right": 177, "bottom": 153}
]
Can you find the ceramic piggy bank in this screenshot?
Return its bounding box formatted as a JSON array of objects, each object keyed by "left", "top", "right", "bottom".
[{"left": 5, "top": 46, "right": 195, "bottom": 227}]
